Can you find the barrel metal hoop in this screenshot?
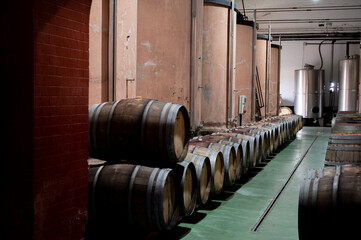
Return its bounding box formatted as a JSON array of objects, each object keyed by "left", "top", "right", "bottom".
[
  {"left": 91, "top": 102, "right": 108, "bottom": 157},
  {"left": 332, "top": 175, "right": 340, "bottom": 206},
  {"left": 307, "top": 169, "right": 315, "bottom": 179},
  {"left": 165, "top": 104, "right": 182, "bottom": 160},
  {"left": 318, "top": 168, "right": 323, "bottom": 178},
  {"left": 158, "top": 102, "right": 172, "bottom": 155},
  {"left": 146, "top": 168, "right": 159, "bottom": 227},
  {"left": 192, "top": 146, "right": 200, "bottom": 154},
  {"left": 299, "top": 180, "right": 306, "bottom": 208},
  {"left": 88, "top": 103, "right": 100, "bottom": 156},
  {"left": 154, "top": 169, "right": 172, "bottom": 230},
  {"left": 140, "top": 100, "right": 155, "bottom": 153},
  {"left": 92, "top": 165, "right": 105, "bottom": 219},
  {"left": 328, "top": 146, "right": 361, "bottom": 151},
  {"left": 128, "top": 165, "right": 141, "bottom": 225},
  {"left": 304, "top": 178, "right": 311, "bottom": 205},
  {"left": 205, "top": 147, "right": 212, "bottom": 156},
  {"left": 107, "top": 100, "right": 123, "bottom": 160},
  {"left": 311, "top": 178, "right": 319, "bottom": 207}
]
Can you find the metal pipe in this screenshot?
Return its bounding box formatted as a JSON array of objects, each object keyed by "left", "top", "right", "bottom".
[
  {"left": 305, "top": 42, "right": 359, "bottom": 45},
  {"left": 108, "top": 0, "right": 117, "bottom": 101},
  {"left": 190, "top": 0, "right": 197, "bottom": 130},
  {"left": 229, "top": 0, "right": 235, "bottom": 124},
  {"left": 276, "top": 36, "right": 281, "bottom": 115},
  {"left": 251, "top": 10, "right": 257, "bottom": 121},
  {"left": 256, "top": 18, "right": 361, "bottom": 23},
  {"left": 266, "top": 24, "right": 271, "bottom": 116},
  {"left": 245, "top": 5, "right": 361, "bottom": 13},
  {"left": 330, "top": 40, "right": 335, "bottom": 107}
]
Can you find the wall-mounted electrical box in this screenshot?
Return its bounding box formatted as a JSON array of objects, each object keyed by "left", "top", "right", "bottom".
[{"left": 238, "top": 95, "right": 247, "bottom": 115}]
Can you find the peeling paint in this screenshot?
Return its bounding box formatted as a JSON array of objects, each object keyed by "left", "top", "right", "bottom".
[
  {"left": 141, "top": 41, "right": 152, "bottom": 53},
  {"left": 144, "top": 59, "right": 157, "bottom": 67},
  {"left": 89, "top": 23, "right": 100, "bottom": 33}
]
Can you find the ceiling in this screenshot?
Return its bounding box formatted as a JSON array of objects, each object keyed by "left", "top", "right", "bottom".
[{"left": 235, "top": 0, "right": 361, "bottom": 40}]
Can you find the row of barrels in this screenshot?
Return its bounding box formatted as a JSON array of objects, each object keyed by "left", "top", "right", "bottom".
[
  {"left": 87, "top": 98, "right": 303, "bottom": 235},
  {"left": 299, "top": 111, "right": 361, "bottom": 240}
]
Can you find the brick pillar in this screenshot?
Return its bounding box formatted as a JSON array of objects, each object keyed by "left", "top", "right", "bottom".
[{"left": 3, "top": 0, "right": 91, "bottom": 239}]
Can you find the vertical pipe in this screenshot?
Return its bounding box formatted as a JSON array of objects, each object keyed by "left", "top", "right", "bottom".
[
  {"left": 251, "top": 10, "right": 257, "bottom": 121},
  {"left": 266, "top": 24, "right": 271, "bottom": 117},
  {"left": 190, "top": 0, "right": 197, "bottom": 130},
  {"left": 229, "top": 0, "right": 235, "bottom": 125},
  {"left": 108, "top": 0, "right": 117, "bottom": 101},
  {"left": 276, "top": 36, "right": 281, "bottom": 115},
  {"left": 330, "top": 41, "right": 335, "bottom": 107}
]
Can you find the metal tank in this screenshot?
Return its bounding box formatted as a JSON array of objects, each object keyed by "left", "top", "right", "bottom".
[
  {"left": 294, "top": 66, "right": 325, "bottom": 119},
  {"left": 338, "top": 55, "right": 360, "bottom": 112}
]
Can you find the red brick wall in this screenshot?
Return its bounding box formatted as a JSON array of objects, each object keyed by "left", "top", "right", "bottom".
[{"left": 33, "top": 0, "right": 90, "bottom": 239}]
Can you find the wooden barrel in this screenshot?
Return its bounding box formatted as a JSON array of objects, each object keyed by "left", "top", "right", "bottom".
[
  {"left": 230, "top": 135, "right": 257, "bottom": 169},
  {"left": 267, "top": 123, "right": 282, "bottom": 149},
  {"left": 307, "top": 164, "right": 361, "bottom": 179},
  {"left": 184, "top": 153, "right": 212, "bottom": 204},
  {"left": 249, "top": 128, "right": 270, "bottom": 158},
  {"left": 190, "top": 139, "right": 236, "bottom": 186},
  {"left": 262, "top": 124, "right": 279, "bottom": 151},
  {"left": 222, "top": 137, "right": 252, "bottom": 173},
  {"left": 88, "top": 164, "right": 179, "bottom": 231},
  {"left": 298, "top": 174, "right": 361, "bottom": 240},
  {"left": 261, "top": 125, "right": 279, "bottom": 151},
  {"left": 325, "top": 134, "right": 361, "bottom": 165},
  {"left": 239, "top": 132, "right": 263, "bottom": 164},
  {"left": 218, "top": 140, "right": 246, "bottom": 178},
  {"left": 331, "top": 112, "right": 361, "bottom": 134},
  {"left": 255, "top": 127, "right": 274, "bottom": 153},
  {"left": 177, "top": 161, "right": 197, "bottom": 216},
  {"left": 89, "top": 98, "right": 190, "bottom": 165},
  {"left": 278, "top": 121, "right": 287, "bottom": 145},
  {"left": 88, "top": 158, "right": 106, "bottom": 168},
  {"left": 188, "top": 146, "right": 224, "bottom": 194}
]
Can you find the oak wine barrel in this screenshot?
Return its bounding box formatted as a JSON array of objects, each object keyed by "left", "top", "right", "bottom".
[
  {"left": 307, "top": 164, "right": 361, "bottom": 179},
  {"left": 229, "top": 136, "right": 257, "bottom": 169},
  {"left": 325, "top": 134, "right": 361, "bottom": 165},
  {"left": 88, "top": 164, "right": 179, "bottom": 231},
  {"left": 190, "top": 139, "right": 236, "bottom": 186},
  {"left": 299, "top": 174, "right": 361, "bottom": 240},
  {"left": 184, "top": 153, "right": 212, "bottom": 205},
  {"left": 188, "top": 146, "right": 224, "bottom": 194},
  {"left": 177, "top": 161, "right": 197, "bottom": 216},
  {"left": 89, "top": 98, "right": 190, "bottom": 165}
]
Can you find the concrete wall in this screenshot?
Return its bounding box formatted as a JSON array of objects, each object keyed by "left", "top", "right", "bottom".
[
  {"left": 116, "top": 0, "right": 137, "bottom": 99},
  {"left": 89, "top": 0, "right": 108, "bottom": 107}
]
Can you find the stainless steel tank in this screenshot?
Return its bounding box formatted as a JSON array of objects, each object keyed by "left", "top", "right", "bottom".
[
  {"left": 338, "top": 56, "right": 360, "bottom": 112},
  {"left": 294, "top": 66, "right": 324, "bottom": 118}
]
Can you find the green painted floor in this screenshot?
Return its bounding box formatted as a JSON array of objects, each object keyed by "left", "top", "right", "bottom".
[{"left": 175, "top": 127, "right": 331, "bottom": 240}]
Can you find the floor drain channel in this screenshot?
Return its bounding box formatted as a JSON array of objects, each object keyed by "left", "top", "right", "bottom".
[{"left": 251, "top": 136, "right": 319, "bottom": 232}]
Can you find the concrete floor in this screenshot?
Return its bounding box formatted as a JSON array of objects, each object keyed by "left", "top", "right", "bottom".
[{"left": 172, "top": 127, "right": 330, "bottom": 240}]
